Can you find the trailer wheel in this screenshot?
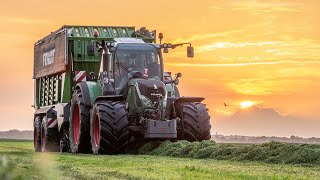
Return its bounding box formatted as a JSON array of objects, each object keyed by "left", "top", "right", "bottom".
[
  {"left": 69, "top": 89, "right": 91, "bottom": 153},
  {"left": 34, "top": 116, "right": 42, "bottom": 152},
  {"left": 59, "top": 122, "right": 70, "bottom": 153},
  {"left": 90, "top": 101, "right": 129, "bottom": 154},
  {"left": 41, "top": 116, "right": 59, "bottom": 152},
  {"left": 177, "top": 102, "right": 211, "bottom": 141}
]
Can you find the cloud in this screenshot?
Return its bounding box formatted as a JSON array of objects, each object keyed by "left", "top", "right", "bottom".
[
  {"left": 231, "top": 0, "right": 303, "bottom": 14},
  {"left": 210, "top": 6, "right": 224, "bottom": 10},
  {"left": 172, "top": 29, "right": 247, "bottom": 43},
  {"left": 214, "top": 106, "right": 320, "bottom": 137},
  {"left": 166, "top": 60, "right": 320, "bottom": 67},
  {"left": 0, "top": 17, "right": 48, "bottom": 24},
  {"left": 226, "top": 77, "right": 290, "bottom": 96},
  {"left": 196, "top": 41, "right": 280, "bottom": 52},
  {"left": 174, "top": 37, "right": 320, "bottom": 66},
  {"left": 209, "top": 0, "right": 304, "bottom": 16}
]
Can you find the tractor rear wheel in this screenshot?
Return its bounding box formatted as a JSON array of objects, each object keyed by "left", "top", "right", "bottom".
[
  {"left": 34, "top": 116, "right": 42, "bottom": 152},
  {"left": 69, "top": 89, "right": 91, "bottom": 153},
  {"left": 41, "top": 116, "right": 60, "bottom": 152},
  {"left": 90, "top": 101, "right": 129, "bottom": 154},
  {"left": 177, "top": 102, "right": 211, "bottom": 141}
]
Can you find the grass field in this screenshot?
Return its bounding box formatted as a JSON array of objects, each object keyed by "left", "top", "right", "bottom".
[{"left": 1, "top": 140, "right": 320, "bottom": 180}]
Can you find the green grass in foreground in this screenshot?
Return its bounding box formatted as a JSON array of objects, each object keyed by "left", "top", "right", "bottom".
[{"left": 1, "top": 140, "right": 320, "bottom": 180}]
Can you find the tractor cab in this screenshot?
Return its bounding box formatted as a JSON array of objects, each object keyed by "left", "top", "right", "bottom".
[{"left": 112, "top": 42, "right": 163, "bottom": 95}]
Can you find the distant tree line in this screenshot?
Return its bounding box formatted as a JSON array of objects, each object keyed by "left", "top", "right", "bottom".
[
  {"left": 0, "top": 130, "right": 33, "bottom": 139},
  {"left": 212, "top": 134, "right": 320, "bottom": 144},
  {"left": 1, "top": 130, "right": 320, "bottom": 143}
]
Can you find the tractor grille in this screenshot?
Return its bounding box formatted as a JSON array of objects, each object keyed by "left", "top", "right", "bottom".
[{"left": 137, "top": 79, "right": 166, "bottom": 103}]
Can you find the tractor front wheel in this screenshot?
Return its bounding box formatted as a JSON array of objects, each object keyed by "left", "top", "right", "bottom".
[
  {"left": 90, "top": 101, "right": 129, "bottom": 154},
  {"left": 177, "top": 102, "right": 211, "bottom": 141}
]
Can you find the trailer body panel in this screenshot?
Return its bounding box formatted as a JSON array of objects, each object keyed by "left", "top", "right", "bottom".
[{"left": 34, "top": 29, "right": 67, "bottom": 79}]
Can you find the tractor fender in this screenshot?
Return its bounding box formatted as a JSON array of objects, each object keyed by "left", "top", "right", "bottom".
[
  {"left": 174, "top": 96, "right": 205, "bottom": 105},
  {"left": 174, "top": 97, "right": 205, "bottom": 115},
  {"left": 34, "top": 106, "right": 58, "bottom": 129},
  {"left": 95, "top": 95, "right": 125, "bottom": 103},
  {"left": 34, "top": 106, "right": 54, "bottom": 116},
  {"left": 166, "top": 97, "right": 205, "bottom": 112},
  {"left": 166, "top": 96, "right": 205, "bottom": 119},
  {"left": 54, "top": 103, "right": 70, "bottom": 131},
  {"left": 75, "top": 81, "right": 102, "bottom": 107},
  {"left": 75, "top": 82, "right": 91, "bottom": 107},
  {"left": 35, "top": 105, "right": 69, "bottom": 132}
]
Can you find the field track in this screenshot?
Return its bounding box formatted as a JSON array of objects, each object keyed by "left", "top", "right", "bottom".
[{"left": 1, "top": 139, "right": 320, "bottom": 179}]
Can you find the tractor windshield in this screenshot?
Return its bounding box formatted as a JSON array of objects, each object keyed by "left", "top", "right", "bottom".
[{"left": 114, "top": 44, "right": 161, "bottom": 90}]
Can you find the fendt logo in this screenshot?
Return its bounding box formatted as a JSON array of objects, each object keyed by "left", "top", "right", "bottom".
[{"left": 43, "top": 49, "right": 56, "bottom": 66}]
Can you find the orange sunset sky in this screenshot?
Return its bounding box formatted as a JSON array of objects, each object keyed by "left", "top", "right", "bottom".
[{"left": 0, "top": 0, "right": 319, "bottom": 137}]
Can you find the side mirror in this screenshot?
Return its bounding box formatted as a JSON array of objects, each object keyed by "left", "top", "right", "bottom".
[
  {"left": 87, "top": 44, "right": 95, "bottom": 56},
  {"left": 187, "top": 46, "right": 194, "bottom": 58},
  {"left": 174, "top": 72, "right": 182, "bottom": 85}
]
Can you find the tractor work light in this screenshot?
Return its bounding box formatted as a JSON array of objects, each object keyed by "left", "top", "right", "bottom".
[
  {"left": 93, "top": 29, "right": 99, "bottom": 38},
  {"left": 158, "top": 33, "right": 163, "bottom": 44}
]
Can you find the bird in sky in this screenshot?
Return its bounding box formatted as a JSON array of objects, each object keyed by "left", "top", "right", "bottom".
[{"left": 224, "top": 103, "right": 228, "bottom": 107}]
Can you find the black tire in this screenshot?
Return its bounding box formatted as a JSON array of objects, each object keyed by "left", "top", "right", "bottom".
[
  {"left": 69, "top": 89, "right": 91, "bottom": 153},
  {"left": 90, "top": 101, "right": 129, "bottom": 154},
  {"left": 59, "top": 122, "right": 70, "bottom": 153},
  {"left": 41, "top": 116, "right": 59, "bottom": 152},
  {"left": 34, "top": 116, "right": 42, "bottom": 152},
  {"left": 177, "top": 102, "right": 211, "bottom": 141},
  {"left": 174, "top": 85, "right": 180, "bottom": 97}
]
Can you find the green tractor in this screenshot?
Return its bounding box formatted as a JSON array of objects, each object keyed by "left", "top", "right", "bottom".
[{"left": 33, "top": 26, "right": 211, "bottom": 154}]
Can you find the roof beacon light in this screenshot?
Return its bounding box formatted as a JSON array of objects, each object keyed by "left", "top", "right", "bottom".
[
  {"left": 93, "top": 29, "right": 99, "bottom": 38},
  {"left": 159, "top": 33, "right": 163, "bottom": 44}
]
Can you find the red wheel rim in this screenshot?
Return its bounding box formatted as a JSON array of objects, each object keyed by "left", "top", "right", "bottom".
[
  {"left": 73, "top": 104, "right": 80, "bottom": 145},
  {"left": 94, "top": 113, "right": 100, "bottom": 147},
  {"left": 41, "top": 126, "right": 45, "bottom": 148}
]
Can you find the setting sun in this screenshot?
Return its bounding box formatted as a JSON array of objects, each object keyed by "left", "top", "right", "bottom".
[{"left": 240, "top": 101, "right": 254, "bottom": 109}]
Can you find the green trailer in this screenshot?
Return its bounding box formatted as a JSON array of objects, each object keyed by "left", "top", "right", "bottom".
[{"left": 33, "top": 25, "right": 211, "bottom": 154}]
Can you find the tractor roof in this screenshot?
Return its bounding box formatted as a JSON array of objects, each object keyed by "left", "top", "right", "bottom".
[
  {"left": 64, "top": 25, "right": 136, "bottom": 39},
  {"left": 36, "top": 25, "right": 156, "bottom": 44},
  {"left": 114, "top": 38, "right": 145, "bottom": 43}
]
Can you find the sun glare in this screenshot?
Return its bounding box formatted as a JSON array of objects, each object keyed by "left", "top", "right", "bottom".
[{"left": 240, "top": 101, "right": 254, "bottom": 109}]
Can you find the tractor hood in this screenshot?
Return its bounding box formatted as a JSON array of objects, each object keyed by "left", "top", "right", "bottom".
[
  {"left": 129, "top": 78, "right": 167, "bottom": 109},
  {"left": 137, "top": 79, "right": 166, "bottom": 103}
]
